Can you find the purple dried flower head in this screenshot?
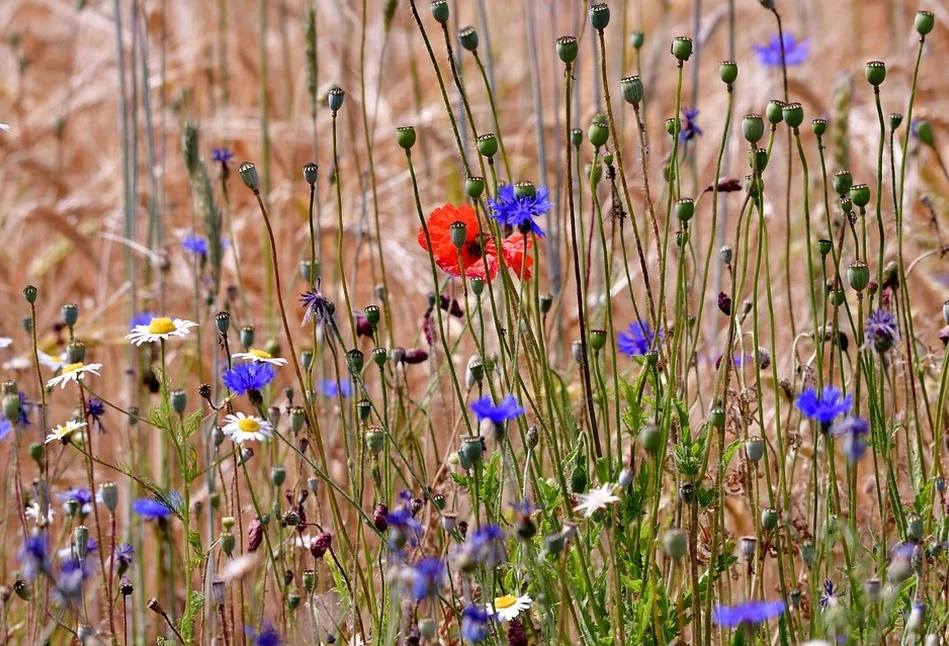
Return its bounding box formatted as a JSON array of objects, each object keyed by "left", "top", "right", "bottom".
[
  {"left": 373, "top": 503, "right": 389, "bottom": 532},
  {"left": 865, "top": 308, "right": 899, "bottom": 353},
  {"left": 299, "top": 285, "right": 332, "bottom": 326},
  {"left": 718, "top": 292, "right": 732, "bottom": 316},
  {"left": 309, "top": 531, "right": 332, "bottom": 559},
  {"left": 819, "top": 579, "right": 843, "bottom": 608},
  {"left": 753, "top": 33, "right": 810, "bottom": 67},
  {"left": 403, "top": 348, "right": 429, "bottom": 365},
  {"left": 354, "top": 311, "right": 374, "bottom": 338},
  {"left": 507, "top": 619, "right": 528, "bottom": 646},
  {"left": 211, "top": 148, "right": 234, "bottom": 165}
]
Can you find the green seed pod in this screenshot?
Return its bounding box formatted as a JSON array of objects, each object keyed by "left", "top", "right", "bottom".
[
  {"left": 865, "top": 60, "right": 886, "bottom": 87},
  {"left": 847, "top": 261, "right": 870, "bottom": 292},
  {"left": 915, "top": 120, "right": 935, "bottom": 147},
  {"left": 719, "top": 60, "right": 738, "bottom": 85},
  {"left": 430, "top": 0, "right": 449, "bottom": 24},
  {"left": 675, "top": 198, "right": 695, "bottom": 222},
  {"left": 629, "top": 30, "right": 644, "bottom": 49},
  {"left": 915, "top": 11, "right": 935, "bottom": 36},
  {"left": 589, "top": 3, "right": 610, "bottom": 31},
  {"left": 458, "top": 436, "right": 484, "bottom": 469},
  {"left": 744, "top": 175, "right": 764, "bottom": 200},
  {"left": 327, "top": 86, "right": 345, "bottom": 112},
  {"left": 356, "top": 398, "right": 371, "bottom": 422},
  {"left": 29, "top": 442, "right": 42, "bottom": 463},
  {"left": 748, "top": 148, "right": 769, "bottom": 174},
  {"left": 665, "top": 118, "right": 680, "bottom": 138},
  {"left": 302, "top": 569, "right": 316, "bottom": 593},
  {"left": 557, "top": 36, "right": 579, "bottom": 64},
  {"left": 639, "top": 423, "right": 661, "bottom": 453},
  {"left": 270, "top": 466, "right": 286, "bottom": 487},
  {"left": 170, "top": 389, "right": 187, "bottom": 415},
  {"left": 215, "top": 311, "right": 231, "bottom": 335},
  {"left": 812, "top": 118, "right": 827, "bottom": 137},
  {"left": 670, "top": 36, "right": 693, "bottom": 62},
  {"left": 240, "top": 325, "right": 255, "bottom": 350},
  {"left": 13, "top": 580, "right": 31, "bottom": 601},
  {"left": 782, "top": 102, "right": 804, "bottom": 129},
  {"left": 759, "top": 0, "right": 775, "bottom": 8},
  {"left": 832, "top": 171, "right": 853, "bottom": 199},
  {"left": 66, "top": 341, "right": 85, "bottom": 364},
  {"left": 220, "top": 530, "right": 235, "bottom": 557},
  {"left": 907, "top": 513, "right": 924, "bottom": 541},
  {"left": 830, "top": 289, "right": 846, "bottom": 307},
  {"left": 663, "top": 528, "right": 688, "bottom": 560},
  {"left": 817, "top": 239, "right": 833, "bottom": 257},
  {"left": 589, "top": 117, "right": 610, "bottom": 148},
  {"left": 620, "top": 76, "right": 644, "bottom": 105},
  {"left": 476, "top": 133, "right": 498, "bottom": 158},
  {"left": 470, "top": 277, "right": 485, "bottom": 296},
  {"left": 539, "top": 293, "right": 553, "bottom": 314},
  {"left": 99, "top": 482, "right": 118, "bottom": 513},
  {"left": 710, "top": 406, "right": 726, "bottom": 430},
  {"left": 570, "top": 128, "right": 583, "bottom": 147},
  {"left": 347, "top": 349, "right": 364, "bottom": 375},
  {"left": 364, "top": 304, "right": 380, "bottom": 327},
  {"left": 290, "top": 406, "right": 306, "bottom": 434},
  {"left": 589, "top": 329, "right": 607, "bottom": 351},
  {"left": 22, "top": 285, "right": 37, "bottom": 304},
  {"left": 302, "top": 162, "right": 318, "bottom": 186},
  {"left": 742, "top": 113, "right": 765, "bottom": 144},
  {"left": 238, "top": 162, "right": 259, "bottom": 191},
  {"left": 890, "top": 113, "right": 904, "bottom": 131},
  {"left": 61, "top": 303, "right": 78, "bottom": 328},
  {"left": 449, "top": 221, "right": 467, "bottom": 249},
  {"left": 371, "top": 347, "right": 387, "bottom": 367},
  {"left": 720, "top": 245, "right": 733, "bottom": 265},
  {"left": 459, "top": 26, "right": 478, "bottom": 51},
  {"left": 766, "top": 100, "right": 785, "bottom": 125},
  {"left": 745, "top": 437, "right": 765, "bottom": 463},
  {"left": 396, "top": 126, "right": 416, "bottom": 151},
  {"left": 570, "top": 460, "right": 587, "bottom": 494},
  {"left": 366, "top": 427, "right": 385, "bottom": 454},
  {"left": 602, "top": 151, "right": 614, "bottom": 166},
  {"left": 850, "top": 183, "right": 871, "bottom": 208},
  {"left": 3, "top": 393, "right": 19, "bottom": 422},
  {"left": 514, "top": 181, "right": 536, "bottom": 199},
  {"left": 761, "top": 507, "right": 778, "bottom": 531}
]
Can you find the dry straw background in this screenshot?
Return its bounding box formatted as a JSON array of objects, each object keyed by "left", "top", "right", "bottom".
[{"left": 0, "top": 0, "right": 949, "bottom": 595}]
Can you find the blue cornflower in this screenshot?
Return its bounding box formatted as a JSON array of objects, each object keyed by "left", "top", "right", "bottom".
[
  {"left": 251, "top": 622, "right": 281, "bottom": 646},
  {"left": 113, "top": 542, "right": 134, "bottom": 575},
  {"left": 19, "top": 534, "right": 51, "bottom": 582},
  {"left": 819, "top": 579, "right": 843, "bottom": 608},
  {"left": 18, "top": 391, "right": 33, "bottom": 427},
  {"left": 508, "top": 499, "right": 537, "bottom": 517},
  {"left": 679, "top": 107, "right": 702, "bottom": 142},
  {"left": 795, "top": 385, "right": 853, "bottom": 427},
  {"left": 223, "top": 361, "right": 277, "bottom": 396},
  {"left": 386, "top": 508, "right": 423, "bottom": 550},
  {"left": 461, "top": 604, "right": 494, "bottom": 643},
  {"left": 617, "top": 320, "right": 661, "bottom": 357},
  {"left": 211, "top": 148, "right": 234, "bottom": 165},
  {"left": 85, "top": 397, "right": 107, "bottom": 433},
  {"left": 53, "top": 560, "right": 87, "bottom": 607},
  {"left": 320, "top": 379, "right": 353, "bottom": 399},
  {"left": 407, "top": 557, "right": 444, "bottom": 601},
  {"left": 133, "top": 497, "right": 174, "bottom": 520},
  {"left": 865, "top": 308, "right": 899, "bottom": 352},
  {"left": 183, "top": 235, "right": 228, "bottom": 258},
  {"left": 0, "top": 417, "right": 10, "bottom": 442},
  {"left": 487, "top": 183, "right": 551, "bottom": 237},
  {"left": 830, "top": 416, "right": 869, "bottom": 463},
  {"left": 470, "top": 524, "right": 506, "bottom": 566},
  {"left": 752, "top": 33, "right": 810, "bottom": 67},
  {"left": 712, "top": 600, "right": 785, "bottom": 627},
  {"left": 470, "top": 395, "right": 525, "bottom": 424},
  {"left": 130, "top": 311, "right": 155, "bottom": 329},
  {"left": 300, "top": 286, "right": 332, "bottom": 325},
  {"left": 56, "top": 487, "right": 94, "bottom": 517}
]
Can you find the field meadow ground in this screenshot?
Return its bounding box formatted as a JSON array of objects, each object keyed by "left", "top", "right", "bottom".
[{"left": 2, "top": 0, "right": 949, "bottom": 644}]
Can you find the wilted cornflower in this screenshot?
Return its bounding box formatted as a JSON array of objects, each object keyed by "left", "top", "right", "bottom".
[
  {"left": 795, "top": 385, "right": 852, "bottom": 428},
  {"left": 406, "top": 557, "right": 444, "bottom": 601},
  {"left": 112, "top": 542, "right": 134, "bottom": 576},
  {"left": 19, "top": 534, "right": 51, "bottom": 582},
  {"left": 17, "top": 391, "right": 33, "bottom": 427},
  {"left": 830, "top": 416, "right": 869, "bottom": 463},
  {"left": 299, "top": 285, "right": 332, "bottom": 325},
  {"left": 865, "top": 308, "right": 899, "bottom": 353},
  {"left": 470, "top": 395, "right": 525, "bottom": 424},
  {"left": 84, "top": 397, "right": 107, "bottom": 433},
  {"left": 250, "top": 622, "right": 282, "bottom": 646},
  {"left": 56, "top": 487, "right": 93, "bottom": 518},
  {"left": 752, "top": 33, "right": 810, "bottom": 67},
  {"left": 617, "top": 320, "right": 661, "bottom": 357},
  {"left": 211, "top": 147, "right": 234, "bottom": 171},
  {"left": 461, "top": 604, "right": 494, "bottom": 643},
  {"left": 488, "top": 183, "right": 551, "bottom": 236},
  {"left": 386, "top": 508, "right": 422, "bottom": 550},
  {"left": 222, "top": 362, "right": 277, "bottom": 397},
  {"left": 182, "top": 235, "right": 228, "bottom": 259},
  {"left": 679, "top": 107, "right": 702, "bottom": 142},
  {"left": 53, "top": 558, "right": 89, "bottom": 607},
  {"left": 819, "top": 580, "right": 843, "bottom": 608},
  {"left": 712, "top": 600, "right": 785, "bottom": 628}
]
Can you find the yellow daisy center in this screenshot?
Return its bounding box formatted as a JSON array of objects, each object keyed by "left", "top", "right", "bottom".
[
  {"left": 148, "top": 317, "right": 177, "bottom": 335},
  {"left": 249, "top": 349, "right": 273, "bottom": 360},
  {"left": 63, "top": 362, "right": 84, "bottom": 374},
  {"left": 237, "top": 418, "right": 260, "bottom": 433},
  {"left": 494, "top": 595, "right": 517, "bottom": 609}
]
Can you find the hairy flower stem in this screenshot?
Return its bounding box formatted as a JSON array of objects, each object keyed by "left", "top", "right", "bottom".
[{"left": 471, "top": 51, "right": 512, "bottom": 181}]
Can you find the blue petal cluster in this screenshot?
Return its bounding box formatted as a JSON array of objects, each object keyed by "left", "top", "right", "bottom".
[
  {"left": 712, "top": 600, "right": 785, "bottom": 627},
  {"left": 488, "top": 183, "right": 550, "bottom": 237},
  {"left": 470, "top": 395, "right": 525, "bottom": 424},
  {"left": 223, "top": 361, "right": 278, "bottom": 396}
]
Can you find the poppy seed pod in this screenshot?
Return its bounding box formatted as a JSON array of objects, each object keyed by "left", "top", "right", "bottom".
[
  {"left": 3, "top": 393, "right": 19, "bottom": 422},
  {"left": 742, "top": 113, "right": 765, "bottom": 144},
  {"left": 170, "top": 389, "right": 187, "bottom": 415},
  {"left": 365, "top": 427, "right": 385, "bottom": 454},
  {"left": 327, "top": 86, "right": 345, "bottom": 113},
  {"left": 766, "top": 100, "right": 785, "bottom": 125},
  {"left": 430, "top": 0, "right": 449, "bottom": 25},
  {"left": 761, "top": 507, "right": 778, "bottom": 531},
  {"left": 849, "top": 183, "right": 871, "bottom": 208},
  {"left": 915, "top": 11, "right": 935, "bottom": 36},
  {"left": 589, "top": 3, "right": 610, "bottom": 31},
  {"left": 720, "top": 245, "right": 733, "bottom": 265},
  {"left": 474, "top": 134, "right": 498, "bottom": 161},
  {"left": 782, "top": 102, "right": 804, "bottom": 129},
  {"left": 557, "top": 36, "right": 579, "bottom": 64},
  {"left": 748, "top": 149, "right": 769, "bottom": 174},
  {"left": 589, "top": 117, "right": 610, "bottom": 148},
  {"left": 61, "top": 303, "right": 78, "bottom": 327},
  {"left": 745, "top": 437, "right": 765, "bottom": 463},
  {"left": 890, "top": 113, "right": 904, "bottom": 130},
  {"left": 833, "top": 169, "right": 853, "bottom": 196},
  {"left": 675, "top": 198, "right": 695, "bottom": 222},
  {"left": 66, "top": 341, "right": 85, "bottom": 364},
  {"left": 449, "top": 221, "right": 467, "bottom": 249},
  {"left": 710, "top": 406, "right": 726, "bottom": 430},
  {"left": 739, "top": 535, "right": 757, "bottom": 559},
  {"left": 812, "top": 118, "right": 827, "bottom": 137},
  {"left": 671, "top": 36, "right": 693, "bottom": 62},
  {"left": 346, "top": 349, "right": 364, "bottom": 375},
  {"left": 639, "top": 423, "right": 661, "bottom": 453},
  {"left": 589, "top": 329, "right": 607, "bottom": 351},
  {"left": 396, "top": 126, "right": 416, "bottom": 151},
  {"left": 817, "top": 239, "right": 833, "bottom": 257},
  {"left": 847, "top": 261, "right": 870, "bottom": 292},
  {"left": 915, "top": 120, "right": 935, "bottom": 147},
  {"left": 238, "top": 162, "right": 259, "bottom": 191},
  {"left": 865, "top": 61, "right": 886, "bottom": 87},
  {"left": 719, "top": 60, "right": 738, "bottom": 85},
  {"left": 665, "top": 118, "right": 680, "bottom": 138},
  {"left": 215, "top": 311, "right": 231, "bottom": 334},
  {"left": 240, "top": 325, "right": 255, "bottom": 349},
  {"left": 630, "top": 30, "right": 644, "bottom": 49},
  {"left": 459, "top": 26, "right": 478, "bottom": 52},
  {"left": 371, "top": 347, "right": 387, "bottom": 367},
  {"left": 514, "top": 181, "right": 536, "bottom": 199},
  {"left": 620, "top": 76, "right": 644, "bottom": 105},
  {"left": 663, "top": 528, "right": 688, "bottom": 560},
  {"left": 570, "top": 128, "right": 583, "bottom": 147}
]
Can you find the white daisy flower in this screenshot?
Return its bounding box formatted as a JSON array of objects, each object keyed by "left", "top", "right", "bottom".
[
  {"left": 46, "top": 362, "right": 102, "bottom": 389},
  {"left": 25, "top": 500, "right": 55, "bottom": 525},
  {"left": 221, "top": 413, "right": 273, "bottom": 444},
  {"left": 45, "top": 420, "right": 87, "bottom": 445},
  {"left": 39, "top": 350, "right": 66, "bottom": 372},
  {"left": 572, "top": 483, "right": 621, "bottom": 518},
  {"left": 0, "top": 337, "right": 12, "bottom": 349},
  {"left": 125, "top": 316, "right": 198, "bottom": 346},
  {"left": 232, "top": 349, "right": 288, "bottom": 366},
  {"left": 487, "top": 593, "right": 532, "bottom": 621},
  {"left": 3, "top": 356, "right": 32, "bottom": 371}
]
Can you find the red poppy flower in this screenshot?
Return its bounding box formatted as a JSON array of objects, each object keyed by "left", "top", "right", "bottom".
[
  {"left": 500, "top": 233, "right": 534, "bottom": 280},
  {"left": 418, "top": 203, "right": 499, "bottom": 280}
]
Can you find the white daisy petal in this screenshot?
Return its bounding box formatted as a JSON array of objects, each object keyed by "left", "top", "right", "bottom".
[
  {"left": 572, "top": 483, "right": 621, "bottom": 518},
  {"left": 486, "top": 594, "right": 532, "bottom": 621},
  {"left": 221, "top": 412, "right": 273, "bottom": 444},
  {"left": 232, "top": 349, "right": 288, "bottom": 366},
  {"left": 0, "top": 337, "right": 12, "bottom": 349},
  {"left": 126, "top": 316, "right": 198, "bottom": 346},
  {"left": 46, "top": 363, "right": 102, "bottom": 389},
  {"left": 45, "top": 420, "right": 87, "bottom": 445}
]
